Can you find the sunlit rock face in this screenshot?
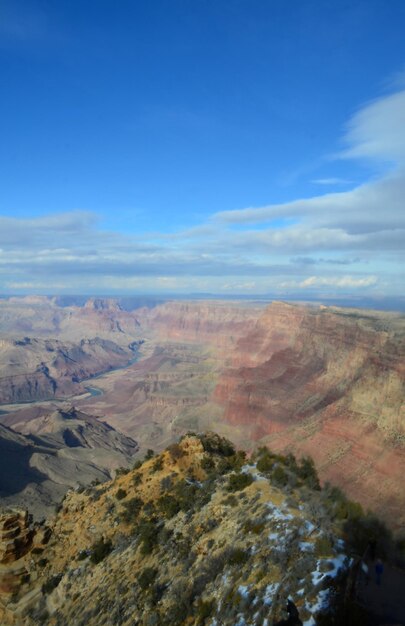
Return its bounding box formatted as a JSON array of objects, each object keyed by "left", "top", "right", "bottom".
[
  {"left": 0, "top": 435, "right": 353, "bottom": 626},
  {"left": 214, "top": 302, "right": 405, "bottom": 529}
]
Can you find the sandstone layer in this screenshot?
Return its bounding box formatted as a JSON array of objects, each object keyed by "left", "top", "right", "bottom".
[{"left": 213, "top": 302, "right": 405, "bottom": 529}]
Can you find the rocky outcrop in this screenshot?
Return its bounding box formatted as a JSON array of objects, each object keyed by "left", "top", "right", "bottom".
[
  {"left": 0, "top": 510, "right": 34, "bottom": 600},
  {"left": 0, "top": 435, "right": 354, "bottom": 625}
]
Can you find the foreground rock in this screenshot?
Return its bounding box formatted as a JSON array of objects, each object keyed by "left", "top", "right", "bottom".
[{"left": 1, "top": 433, "right": 386, "bottom": 625}]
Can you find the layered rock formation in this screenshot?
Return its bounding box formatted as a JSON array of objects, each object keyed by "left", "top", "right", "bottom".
[
  {"left": 137, "top": 300, "right": 262, "bottom": 349},
  {"left": 213, "top": 302, "right": 405, "bottom": 529}
]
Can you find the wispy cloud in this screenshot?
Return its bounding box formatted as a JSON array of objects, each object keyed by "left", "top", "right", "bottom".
[
  {"left": 311, "top": 178, "right": 353, "bottom": 185},
  {"left": 1, "top": 87, "right": 404, "bottom": 297}
]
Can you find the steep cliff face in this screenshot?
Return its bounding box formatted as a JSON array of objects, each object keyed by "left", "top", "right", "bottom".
[
  {"left": 214, "top": 302, "right": 405, "bottom": 528},
  {"left": 138, "top": 301, "right": 262, "bottom": 348}
]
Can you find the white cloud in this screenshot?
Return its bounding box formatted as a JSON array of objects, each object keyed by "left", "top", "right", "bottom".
[
  {"left": 340, "top": 89, "right": 405, "bottom": 164},
  {"left": 1, "top": 87, "right": 404, "bottom": 298},
  {"left": 299, "top": 275, "right": 378, "bottom": 289}
]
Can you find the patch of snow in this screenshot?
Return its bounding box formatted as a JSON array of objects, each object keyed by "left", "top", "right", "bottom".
[
  {"left": 263, "top": 582, "right": 278, "bottom": 605},
  {"left": 266, "top": 502, "right": 294, "bottom": 522},
  {"left": 238, "top": 585, "right": 250, "bottom": 598},
  {"left": 299, "top": 541, "right": 314, "bottom": 552},
  {"left": 304, "top": 520, "right": 316, "bottom": 534}
]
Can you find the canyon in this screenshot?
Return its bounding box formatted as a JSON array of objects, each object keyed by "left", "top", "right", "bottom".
[{"left": 0, "top": 296, "right": 404, "bottom": 531}]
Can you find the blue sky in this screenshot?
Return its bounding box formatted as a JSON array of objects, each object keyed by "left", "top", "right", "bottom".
[{"left": 1, "top": 0, "right": 405, "bottom": 301}]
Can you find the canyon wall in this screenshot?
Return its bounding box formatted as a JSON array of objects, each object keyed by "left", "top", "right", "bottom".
[{"left": 214, "top": 302, "right": 405, "bottom": 529}]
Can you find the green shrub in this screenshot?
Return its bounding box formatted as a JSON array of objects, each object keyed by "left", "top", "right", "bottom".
[
  {"left": 138, "top": 567, "right": 158, "bottom": 590},
  {"left": 196, "top": 598, "right": 216, "bottom": 623},
  {"left": 133, "top": 459, "right": 143, "bottom": 470},
  {"left": 42, "top": 574, "right": 62, "bottom": 594},
  {"left": 344, "top": 514, "right": 391, "bottom": 557},
  {"left": 90, "top": 537, "right": 112, "bottom": 564},
  {"left": 151, "top": 456, "right": 164, "bottom": 472},
  {"left": 135, "top": 517, "right": 160, "bottom": 555},
  {"left": 167, "top": 442, "right": 184, "bottom": 459},
  {"left": 115, "top": 466, "right": 130, "bottom": 476},
  {"left": 200, "top": 455, "right": 215, "bottom": 471},
  {"left": 157, "top": 494, "right": 181, "bottom": 518},
  {"left": 145, "top": 449, "right": 155, "bottom": 460},
  {"left": 222, "top": 495, "right": 238, "bottom": 507},
  {"left": 228, "top": 547, "right": 249, "bottom": 565},
  {"left": 121, "top": 496, "right": 144, "bottom": 523},
  {"left": 256, "top": 454, "right": 275, "bottom": 473},
  {"left": 133, "top": 473, "right": 143, "bottom": 486},
  {"left": 270, "top": 465, "right": 288, "bottom": 487},
  {"left": 115, "top": 488, "right": 127, "bottom": 500},
  {"left": 243, "top": 519, "right": 265, "bottom": 534},
  {"left": 297, "top": 456, "right": 320, "bottom": 490},
  {"left": 226, "top": 472, "right": 253, "bottom": 492},
  {"left": 199, "top": 433, "right": 235, "bottom": 457}
]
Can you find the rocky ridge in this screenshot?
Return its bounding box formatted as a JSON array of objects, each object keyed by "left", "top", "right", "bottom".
[{"left": 0, "top": 433, "right": 384, "bottom": 626}]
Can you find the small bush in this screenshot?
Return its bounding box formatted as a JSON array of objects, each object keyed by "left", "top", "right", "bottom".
[
  {"left": 121, "top": 496, "right": 144, "bottom": 523},
  {"left": 243, "top": 519, "right": 265, "bottom": 534},
  {"left": 115, "top": 488, "right": 127, "bottom": 500},
  {"left": 196, "top": 598, "right": 216, "bottom": 623},
  {"left": 200, "top": 433, "right": 235, "bottom": 457},
  {"left": 42, "top": 574, "right": 62, "bottom": 594},
  {"left": 138, "top": 567, "right": 158, "bottom": 590},
  {"left": 151, "top": 457, "right": 164, "bottom": 473},
  {"left": 297, "top": 456, "right": 320, "bottom": 490},
  {"left": 222, "top": 495, "right": 238, "bottom": 507},
  {"left": 157, "top": 494, "right": 181, "bottom": 518},
  {"left": 167, "top": 442, "right": 184, "bottom": 459},
  {"left": 115, "top": 466, "right": 130, "bottom": 476},
  {"left": 135, "top": 517, "right": 160, "bottom": 555},
  {"left": 270, "top": 465, "right": 288, "bottom": 487},
  {"left": 160, "top": 475, "right": 173, "bottom": 491},
  {"left": 90, "top": 537, "right": 112, "bottom": 564},
  {"left": 133, "top": 459, "right": 143, "bottom": 470},
  {"left": 200, "top": 455, "right": 215, "bottom": 471},
  {"left": 256, "top": 454, "right": 275, "bottom": 473},
  {"left": 133, "top": 473, "right": 143, "bottom": 486},
  {"left": 145, "top": 449, "right": 155, "bottom": 460},
  {"left": 228, "top": 547, "right": 249, "bottom": 565},
  {"left": 226, "top": 472, "right": 253, "bottom": 492}
]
